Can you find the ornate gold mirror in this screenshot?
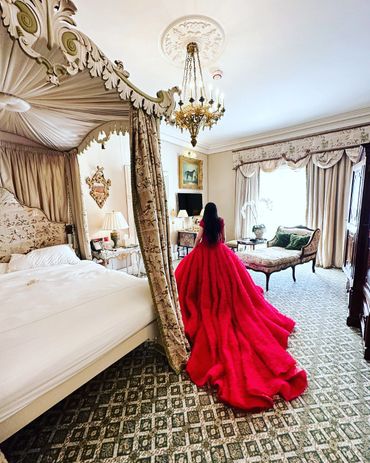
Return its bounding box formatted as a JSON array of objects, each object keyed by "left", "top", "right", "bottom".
[{"left": 86, "top": 166, "right": 111, "bottom": 208}]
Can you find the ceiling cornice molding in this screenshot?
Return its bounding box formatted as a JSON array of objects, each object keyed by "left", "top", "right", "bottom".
[
  {"left": 161, "top": 107, "right": 370, "bottom": 155},
  {"left": 208, "top": 107, "right": 370, "bottom": 154},
  {"left": 160, "top": 130, "right": 210, "bottom": 154}
]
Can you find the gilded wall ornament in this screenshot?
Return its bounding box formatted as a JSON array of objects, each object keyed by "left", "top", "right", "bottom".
[{"left": 86, "top": 166, "right": 111, "bottom": 209}]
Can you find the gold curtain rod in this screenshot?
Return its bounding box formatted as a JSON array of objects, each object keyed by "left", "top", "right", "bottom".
[{"left": 232, "top": 121, "right": 370, "bottom": 153}]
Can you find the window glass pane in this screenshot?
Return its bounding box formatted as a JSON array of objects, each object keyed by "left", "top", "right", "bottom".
[{"left": 259, "top": 165, "right": 306, "bottom": 239}]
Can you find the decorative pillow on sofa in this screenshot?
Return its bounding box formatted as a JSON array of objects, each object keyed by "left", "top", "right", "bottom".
[
  {"left": 8, "top": 245, "right": 80, "bottom": 273},
  {"left": 286, "top": 234, "right": 310, "bottom": 250},
  {"left": 274, "top": 232, "right": 291, "bottom": 248}
]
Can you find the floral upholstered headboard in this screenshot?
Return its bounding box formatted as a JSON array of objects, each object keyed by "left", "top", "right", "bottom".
[{"left": 0, "top": 187, "right": 67, "bottom": 263}]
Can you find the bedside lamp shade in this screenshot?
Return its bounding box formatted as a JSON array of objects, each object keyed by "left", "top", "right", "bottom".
[
  {"left": 102, "top": 211, "right": 128, "bottom": 248},
  {"left": 177, "top": 209, "right": 188, "bottom": 218},
  {"left": 103, "top": 211, "right": 128, "bottom": 231}
]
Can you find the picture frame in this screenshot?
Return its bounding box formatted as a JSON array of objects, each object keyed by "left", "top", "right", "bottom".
[
  {"left": 90, "top": 238, "right": 103, "bottom": 252},
  {"left": 178, "top": 155, "right": 203, "bottom": 190}
]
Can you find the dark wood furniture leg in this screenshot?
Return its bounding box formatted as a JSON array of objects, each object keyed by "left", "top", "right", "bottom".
[
  {"left": 265, "top": 273, "right": 270, "bottom": 292},
  {"left": 292, "top": 266, "right": 296, "bottom": 282},
  {"left": 312, "top": 258, "right": 316, "bottom": 273}
]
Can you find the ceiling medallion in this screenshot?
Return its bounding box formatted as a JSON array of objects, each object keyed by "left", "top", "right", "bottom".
[
  {"left": 0, "top": 93, "right": 31, "bottom": 113},
  {"left": 160, "top": 15, "right": 225, "bottom": 68},
  {"left": 165, "top": 42, "right": 225, "bottom": 147}
]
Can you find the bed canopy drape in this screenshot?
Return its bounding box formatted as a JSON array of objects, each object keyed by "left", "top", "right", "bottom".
[
  {"left": 0, "top": 0, "right": 188, "bottom": 372},
  {"left": 233, "top": 127, "right": 368, "bottom": 267}
]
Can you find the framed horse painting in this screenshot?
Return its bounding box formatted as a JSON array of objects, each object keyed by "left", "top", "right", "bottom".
[{"left": 178, "top": 155, "right": 203, "bottom": 190}]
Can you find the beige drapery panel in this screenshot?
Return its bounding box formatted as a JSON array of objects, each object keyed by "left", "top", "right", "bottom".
[
  {"left": 306, "top": 150, "right": 354, "bottom": 268},
  {"left": 234, "top": 165, "right": 260, "bottom": 239},
  {"left": 130, "top": 108, "right": 188, "bottom": 373},
  {"left": 65, "top": 153, "right": 91, "bottom": 260},
  {"left": 0, "top": 140, "right": 91, "bottom": 259},
  {"left": 0, "top": 140, "right": 68, "bottom": 222}
]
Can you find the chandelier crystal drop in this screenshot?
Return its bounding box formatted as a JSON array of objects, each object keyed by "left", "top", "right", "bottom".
[{"left": 166, "top": 42, "right": 225, "bottom": 147}]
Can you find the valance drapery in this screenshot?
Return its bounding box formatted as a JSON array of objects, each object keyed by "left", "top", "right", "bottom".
[{"left": 232, "top": 125, "right": 367, "bottom": 169}]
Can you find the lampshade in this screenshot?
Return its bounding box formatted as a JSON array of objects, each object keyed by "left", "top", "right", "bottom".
[
  {"left": 177, "top": 209, "right": 188, "bottom": 218},
  {"left": 200, "top": 208, "right": 204, "bottom": 217},
  {"left": 103, "top": 211, "right": 129, "bottom": 231}
]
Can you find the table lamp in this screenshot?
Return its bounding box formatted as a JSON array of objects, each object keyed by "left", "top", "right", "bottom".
[
  {"left": 200, "top": 208, "right": 204, "bottom": 217},
  {"left": 177, "top": 209, "right": 188, "bottom": 229},
  {"left": 103, "top": 211, "right": 129, "bottom": 248}
]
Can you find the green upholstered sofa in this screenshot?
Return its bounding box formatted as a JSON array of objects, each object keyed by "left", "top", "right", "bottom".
[{"left": 237, "top": 226, "right": 321, "bottom": 291}]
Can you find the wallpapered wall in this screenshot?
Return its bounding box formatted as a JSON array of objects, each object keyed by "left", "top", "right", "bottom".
[{"left": 78, "top": 134, "right": 208, "bottom": 247}]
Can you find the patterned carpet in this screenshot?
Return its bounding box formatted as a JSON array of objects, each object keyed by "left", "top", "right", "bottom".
[{"left": 2, "top": 265, "right": 370, "bottom": 463}]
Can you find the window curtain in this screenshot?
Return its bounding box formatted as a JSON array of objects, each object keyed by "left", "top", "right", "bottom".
[
  {"left": 306, "top": 151, "right": 354, "bottom": 268},
  {"left": 0, "top": 140, "right": 68, "bottom": 222},
  {"left": 234, "top": 164, "right": 260, "bottom": 239},
  {"left": 130, "top": 108, "right": 188, "bottom": 373},
  {"left": 65, "top": 152, "right": 91, "bottom": 260}
]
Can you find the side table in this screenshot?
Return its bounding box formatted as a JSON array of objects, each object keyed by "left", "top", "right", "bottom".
[
  {"left": 92, "top": 246, "right": 142, "bottom": 276},
  {"left": 237, "top": 238, "right": 267, "bottom": 252}
]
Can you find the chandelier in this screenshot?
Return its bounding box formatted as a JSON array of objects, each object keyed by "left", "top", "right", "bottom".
[{"left": 167, "top": 42, "right": 225, "bottom": 147}]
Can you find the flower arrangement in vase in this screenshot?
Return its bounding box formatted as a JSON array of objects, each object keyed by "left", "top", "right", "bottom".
[
  {"left": 252, "top": 224, "right": 266, "bottom": 239},
  {"left": 241, "top": 198, "right": 273, "bottom": 239}
]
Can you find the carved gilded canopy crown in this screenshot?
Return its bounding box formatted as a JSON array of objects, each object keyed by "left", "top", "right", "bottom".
[{"left": 0, "top": 0, "right": 178, "bottom": 118}]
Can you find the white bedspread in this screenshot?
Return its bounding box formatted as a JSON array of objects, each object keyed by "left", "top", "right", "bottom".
[{"left": 0, "top": 261, "right": 154, "bottom": 422}]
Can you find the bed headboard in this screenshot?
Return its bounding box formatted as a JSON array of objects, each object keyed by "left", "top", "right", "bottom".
[{"left": 0, "top": 188, "right": 67, "bottom": 263}]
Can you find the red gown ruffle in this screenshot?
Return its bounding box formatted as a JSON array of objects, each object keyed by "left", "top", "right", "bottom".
[{"left": 175, "top": 241, "right": 308, "bottom": 410}]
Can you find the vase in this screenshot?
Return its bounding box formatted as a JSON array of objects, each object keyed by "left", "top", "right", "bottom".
[{"left": 253, "top": 228, "right": 265, "bottom": 240}]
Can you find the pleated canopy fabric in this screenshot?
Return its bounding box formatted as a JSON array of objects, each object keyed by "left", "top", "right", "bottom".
[
  {"left": 0, "top": 0, "right": 177, "bottom": 151},
  {"left": 0, "top": 23, "right": 130, "bottom": 151}
]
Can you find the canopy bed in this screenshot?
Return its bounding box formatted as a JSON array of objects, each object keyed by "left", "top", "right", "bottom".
[{"left": 0, "top": 0, "right": 188, "bottom": 443}]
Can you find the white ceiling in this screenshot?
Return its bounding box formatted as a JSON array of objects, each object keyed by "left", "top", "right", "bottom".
[{"left": 75, "top": 0, "right": 370, "bottom": 151}]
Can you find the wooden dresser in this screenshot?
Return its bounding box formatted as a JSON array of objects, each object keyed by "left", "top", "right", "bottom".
[{"left": 343, "top": 143, "right": 370, "bottom": 360}]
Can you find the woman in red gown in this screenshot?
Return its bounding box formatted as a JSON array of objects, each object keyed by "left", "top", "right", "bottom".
[{"left": 175, "top": 202, "right": 307, "bottom": 410}]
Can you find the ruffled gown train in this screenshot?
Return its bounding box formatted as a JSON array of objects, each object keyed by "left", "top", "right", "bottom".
[{"left": 175, "top": 242, "right": 307, "bottom": 410}]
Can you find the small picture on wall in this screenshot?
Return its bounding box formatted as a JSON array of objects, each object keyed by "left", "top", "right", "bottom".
[{"left": 178, "top": 155, "right": 203, "bottom": 190}]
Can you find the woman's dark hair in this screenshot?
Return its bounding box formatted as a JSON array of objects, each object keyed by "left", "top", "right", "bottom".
[{"left": 203, "top": 202, "right": 221, "bottom": 245}]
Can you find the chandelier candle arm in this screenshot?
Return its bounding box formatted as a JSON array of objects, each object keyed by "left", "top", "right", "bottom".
[{"left": 165, "top": 41, "right": 225, "bottom": 147}]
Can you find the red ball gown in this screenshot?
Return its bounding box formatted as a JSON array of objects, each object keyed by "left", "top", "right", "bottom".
[{"left": 175, "top": 218, "right": 307, "bottom": 411}]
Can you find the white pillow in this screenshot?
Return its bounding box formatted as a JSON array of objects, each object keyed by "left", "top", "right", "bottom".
[
  {"left": 7, "top": 254, "right": 31, "bottom": 272},
  {"left": 0, "top": 263, "right": 9, "bottom": 274},
  {"left": 8, "top": 245, "right": 80, "bottom": 272}
]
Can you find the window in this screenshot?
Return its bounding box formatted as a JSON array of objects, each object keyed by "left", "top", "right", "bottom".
[{"left": 259, "top": 165, "right": 307, "bottom": 239}]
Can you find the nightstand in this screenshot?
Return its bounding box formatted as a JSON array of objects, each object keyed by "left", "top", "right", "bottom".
[{"left": 92, "top": 246, "right": 142, "bottom": 276}]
